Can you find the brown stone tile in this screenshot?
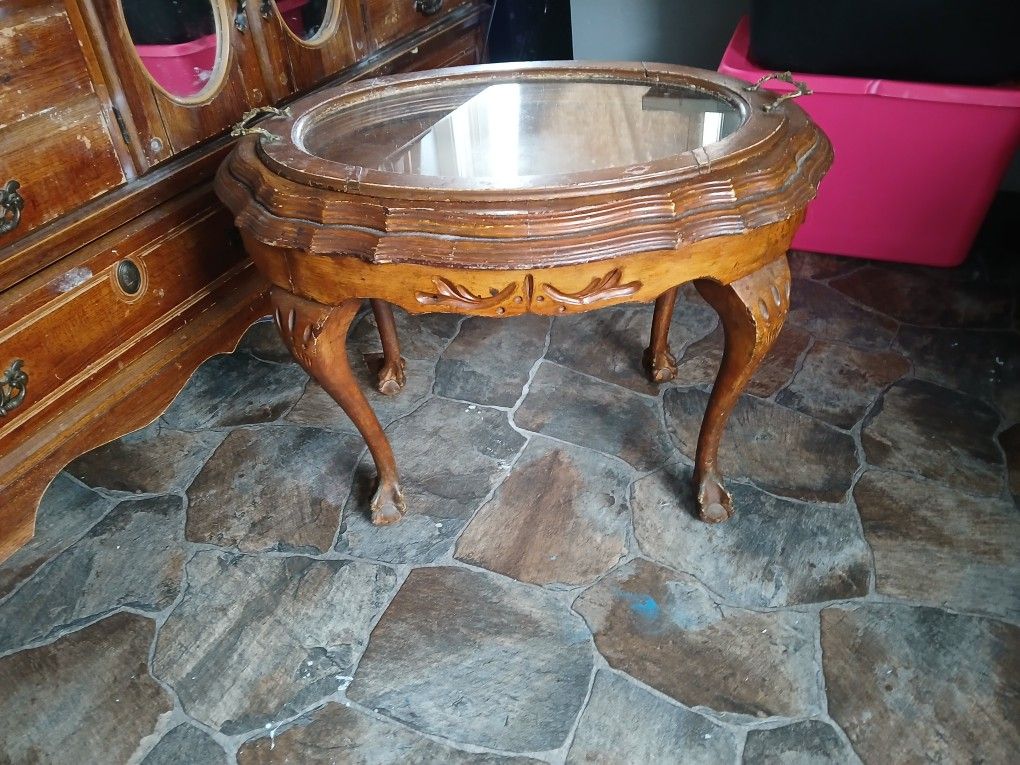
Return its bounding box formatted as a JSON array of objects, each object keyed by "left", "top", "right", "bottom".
[
  {"left": 821, "top": 604, "right": 1020, "bottom": 763},
  {"left": 238, "top": 703, "right": 541, "bottom": 764},
  {"left": 142, "top": 724, "right": 226, "bottom": 765},
  {"left": 337, "top": 398, "right": 525, "bottom": 563},
  {"left": 1001, "top": 423, "right": 1020, "bottom": 502},
  {"left": 675, "top": 323, "right": 812, "bottom": 398},
  {"left": 633, "top": 463, "right": 870, "bottom": 608},
  {"left": 68, "top": 420, "right": 225, "bottom": 495},
  {"left": 0, "top": 495, "right": 184, "bottom": 653},
  {"left": 347, "top": 567, "right": 594, "bottom": 751},
  {"left": 787, "top": 250, "right": 863, "bottom": 281},
  {"left": 894, "top": 326, "right": 1020, "bottom": 421},
  {"left": 154, "top": 551, "right": 397, "bottom": 734},
  {"left": 350, "top": 304, "right": 462, "bottom": 360},
  {"left": 664, "top": 387, "right": 858, "bottom": 503},
  {"left": 236, "top": 318, "right": 294, "bottom": 364},
  {"left": 742, "top": 720, "right": 857, "bottom": 764},
  {"left": 162, "top": 353, "right": 307, "bottom": 430},
  {"left": 515, "top": 361, "right": 673, "bottom": 471},
  {"left": 186, "top": 426, "right": 363, "bottom": 554},
  {"left": 574, "top": 558, "right": 819, "bottom": 718},
  {"left": 435, "top": 315, "right": 551, "bottom": 407},
  {"left": 861, "top": 379, "right": 1004, "bottom": 496},
  {"left": 775, "top": 340, "right": 909, "bottom": 429},
  {"left": 286, "top": 357, "right": 434, "bottom": 432},
  {"left": 0, "top": 474, "right": 112, "bottom": 599},
  {"left": 830, "top": 265, "right": 1013, "bottom": 328},
  {"left": 565, "top": 670, "right": 739, "bottom": 765},
  {"left": 787, "top": 279, "right": 898, "bottom": 351},
  {"left": 854, "top": 469, "right": 1019, "bottom": 621},
  {"left": 548, "top": 286, "right": 717, "bottom": 394},
  {"left": 455, "top": 437, "right": 631, "bottom": 586},
  {"left": 0, "top": 613, "right": 172, "bottom": 764}
]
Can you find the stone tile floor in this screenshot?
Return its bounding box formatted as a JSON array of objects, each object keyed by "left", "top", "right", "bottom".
[{"left": 2, "top": 197, "right": 1019, "bottom": 763}]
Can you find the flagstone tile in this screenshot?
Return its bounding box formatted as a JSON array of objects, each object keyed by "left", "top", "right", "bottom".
[
  {"left": 573, "top": 558, "right": 819, "bottom": 718},
  {"left": 236, "top": 319, "right": 294, "bottom": 364},
  {"left": 787, "top": 280, "right": 898, "bottom": 352},
  {"left": 141, "top": 724, "right": 226, "bottom": 765},
  {"left": 347, "top": 567, "right": 594, "bottom": 751},
  {"left": 821, "top": 604, "right": 1020, "bottom": 763},
  {"left": 350, "top": 305, "right": 462, "bottom": 360},
  {"left": 1001, "top": 423, "right": 1020, "bottom": 504},
  {"left": 742, "top": 720, "right": 858, "bottom": 765},
  {"left": 787, "top": 251, "right": 862, "bottom": 281}
]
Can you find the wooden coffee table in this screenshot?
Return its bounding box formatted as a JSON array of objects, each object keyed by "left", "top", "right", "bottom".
[{"left": 216, "top": 62, "right": 831, "bottom": 526}]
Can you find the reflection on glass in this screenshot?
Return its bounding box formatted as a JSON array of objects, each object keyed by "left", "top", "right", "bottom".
[
  {"left": 122, "top": 0, "right": 218, "bottom": 99},
  {"left": 304, "top": 80, "right": 742, "bottom": 184},
  {"left": 276, "top": 0, "right": 330, "bottom": 41}
]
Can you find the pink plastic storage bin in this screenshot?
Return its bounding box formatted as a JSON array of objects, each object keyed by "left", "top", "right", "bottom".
[
  {"left": 277, "top": 0, "right": 310, "bottom": 38},
  {"left": 719, "top": 17, "right": 1020, "bottom": 266},
  {"left": 135, "top": 34, "right": 217, "bottom": 99}
]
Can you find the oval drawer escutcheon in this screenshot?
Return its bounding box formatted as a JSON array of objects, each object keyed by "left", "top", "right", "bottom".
[{"left": 0, "top": 359, "right": 28, "bottom": 416}]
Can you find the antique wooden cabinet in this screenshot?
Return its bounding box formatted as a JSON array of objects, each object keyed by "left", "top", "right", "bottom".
[{"left": 0, "top": 0, "right": 487, "bottom": 559}]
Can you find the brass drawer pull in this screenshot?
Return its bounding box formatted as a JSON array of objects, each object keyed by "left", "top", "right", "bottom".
[
  {"left": 0, "top": 359, "right": 27, "bottom": 416},
  {"left": 415, "top": 0, "right": 443, "bottom": 16},
  {"left": 744, "top": 71, "right": 812, "bottom": 113},
  {"left": 0, "top": 180, "right": 24, "bottom": 235},
  {"left": 230, "top": 105, "right": 291, "bottom": 142}
]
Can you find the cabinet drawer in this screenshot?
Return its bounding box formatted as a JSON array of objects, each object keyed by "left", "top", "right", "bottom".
[
  {"left": 0, "top": 188, "right": 244, "bottom": 435},
  {"left": 364, "top": 0, "right": 473, "bottom": 50},
  {"left": 0, "top": 0, "right": 125, "bottom": 246}
]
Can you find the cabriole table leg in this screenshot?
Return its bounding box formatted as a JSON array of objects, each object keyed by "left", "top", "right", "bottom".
[
  {"left": 271, "top": 288, "right": 406, "bottom": 525},
  {"left": 692, "top": 256, "right": 791, "bottom": 523},
  {"left": 644, "top": 286, "right": 680, "bottom": 383},
  {"left": 370, "top": 299, "right": 407, "bottom": 396}
]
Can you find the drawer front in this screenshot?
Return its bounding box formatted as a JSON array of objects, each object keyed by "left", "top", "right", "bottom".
[
  {"left": 0, "top": 0, "right": 125, "bottom": 246},
  {"left": 0, "top": 189, "right": 244, "bottom": 434},
  {"left": 364, "top": 0, "right": 472, "bottom": 50}
]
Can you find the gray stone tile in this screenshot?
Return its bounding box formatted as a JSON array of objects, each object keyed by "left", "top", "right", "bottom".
[
  {"left": 861, "top": 379, "right": 1004, "bottom": 496},
  {"left": 664, "top": 388, "right": 858, "bottom": 503},
  {"left": 787, "top": 250, "right": 863, "bottom": 281},
  {"left": 821, "top": 604, "right": 1020, "bottom": 763},
  {"left": 675, "top": 323, "right": 812, "bottom": 398},
  {"left": 142, "top": 724, "right": 226, "bottom": 765},
  {"left": 350, "top": 304, "right": 461, "bottom": 360},
  {"left": 742, "top": 720, "right": 858, "bottom": 765},
  {"left": 238, "top": 702, "right": 542, "bottom": 764},
  {"left": 787, "top": 280, "right": 898, "bottom": 351},
  {"left": 348, "top": 566, "right": 594, "bottom": 751},
  {"left": 236, "top": 318, "right": 294, "bottom": 364},
  {"left": 67, "top": 420, "right": 225, "bottom": 496},
  {"left": 154, "top": 551, "right": 397, "bottom": 734},
  {"left": 186, "top": 426, "right": 363, "bottom": 554},
  {"left": 455, "top": 437, "right": 631, "bottom": 586},
  {"left": 515, "top": 362, "right": 673, "bottom": 472},
  {"left": 286, "top": 357, "right": 434, "bottom": 432},
  {"left": 574, "top": 558, "right": 819, "bottom": 718},
  {"left": 632, "top": 463, "right": 870, "bottom": 608},
  {"left": 1001, "top": 423, "right": 1020, "bottom": 503},
  {"left": 0, "top": 495, "right": 184, "bottom": 653},
  {"left": 854, "top": 469, "right": 1020, "bottom": 622},
  {"left": 894, "top": 326, "right": 1020, "bottom": 422},
  {"left": 548, "top": 287, "right": 717, "bottom": 394},
  {"left": 775, "top": 340, "right": 910, "bottom": 429},
  {"left": 162, "top": 353, "right": 307, "bottom": 430},
  {"left": 830, "top": 265, "right": 1013, "bottom": 328},
  {"left": 435, "top": 315, "right": 550, "bottom": 407},
  {"left": 565, "top": 670, "right": 739, "bottom": 765},
  {"left": 0, "top": 474, "right": 112, "bottom": 600},
  {"left": 0, "top": 613, "right": 172, "bottom": 764},
  {"left": 337, "top": 398, "right": 525, "bottom": 564}
]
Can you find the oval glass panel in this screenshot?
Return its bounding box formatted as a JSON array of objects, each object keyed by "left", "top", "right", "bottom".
[
  {"left": 121, "top": 0, "right": 220, "bottom": 99},
  {"left": 276, "top": 0, "right": 330, "bottom": 42},
  {"left": 300, "top": 79, "right": 743, "bottom": 183}
]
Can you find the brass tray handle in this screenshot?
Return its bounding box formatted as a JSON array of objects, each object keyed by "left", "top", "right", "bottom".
[
  {"left": 230, "top": 106, "right": 291, "bottom": 142},
  {"left": 415, "top": 0, "right": 443, "bottom": 16},
  {"left": 0, "top": 359, "right": 27, "bottom": 416},
  {"left": 1, "top": 180, "right": 24, "bottom": 236},
  {"left": 744, "top": 71, "right": 812, "bottom": 113}
]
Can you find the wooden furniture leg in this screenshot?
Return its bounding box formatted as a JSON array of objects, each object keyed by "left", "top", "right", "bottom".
[
  {"left": 644, "top": 286, "right": 680, "bottom": 382},
  {"left": 370, "top": 299, "right": 407, "bottom": 396},
  {"left": 692, "top": 256, "right": 790, "bottom": 523},
  {"left": 272, "top": 288, "right": 405, "bottom": 524}
]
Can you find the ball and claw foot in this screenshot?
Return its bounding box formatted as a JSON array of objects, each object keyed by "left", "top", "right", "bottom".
[
  {"left": 644, "top": 347, "right": 678, "bottom": 383},
  {"left": 696, "top": 471, "right": 733, "bottom": 523},
  {"left": 376, "top": 356, "right": 407, "bottom": 396},
  {"left": 371, "top": 481, "right": 406, "bottom": 525}
]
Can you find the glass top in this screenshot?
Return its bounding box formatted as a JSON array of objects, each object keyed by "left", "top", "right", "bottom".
[{"left": 298, "top": 79, "right": 743, "bottom": 184}]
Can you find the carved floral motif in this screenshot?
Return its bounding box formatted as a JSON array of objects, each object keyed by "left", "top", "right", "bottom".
[
  {"left": 541, "top": 268, "right": 641, "bottom": 307},
  {"left": 415, "top": 277, "right": 517, "bottom": 310}
]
